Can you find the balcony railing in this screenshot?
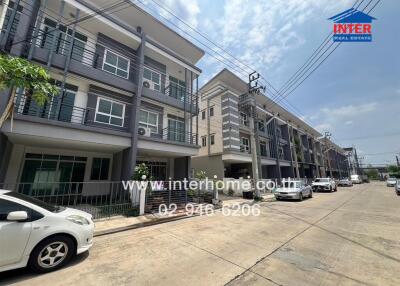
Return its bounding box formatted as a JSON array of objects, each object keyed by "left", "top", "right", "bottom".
[
  {"left": 14, "top": 94, "right": 130, "bottom": 132},
  {"left": 161, "top": 127, "right": 197, "bottom": 145}
]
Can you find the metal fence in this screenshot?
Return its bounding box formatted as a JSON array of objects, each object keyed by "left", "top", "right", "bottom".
[
  {"left": 145, "top": 180, "right": 215, "bottom": 213},
  {"left": 0, "top": 182, "right": 139, "bottom": 220}
]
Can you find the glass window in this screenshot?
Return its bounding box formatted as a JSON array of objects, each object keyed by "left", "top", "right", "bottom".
[
  {"left": 143, "top": 67, "right": 161, "bottom": 91},
  {"left": 19, "top": 153, "right": 86, "bottom": 196},
  {"left": 102, "top": 49, "right": 130, "bottom": 79},
  {"left": 4, "top": 192, "right": 59, "bottom": 213},
  {"left": 0, "top": 199, "right": 31, "bottom": 221},
  {"left": 95, "top": 97, "right": 125, "bottom": 127},
  {"left": 210, "top": 134, "right": 215, "bottom": 145},
  {"left": 260, "top": 141, "right": 267, "bottom": 156},
  {"left": 40, "top": 18, "right": 87, "bottom": 62},
  {"left": 90, "top": 158, "right": 110, "bottom": 181},
  {"left": 240, "top": 112, "right": 248, "bottom": 126},
  {"left": 240, "top": 137, "right": 250, "bottom": 153},
  {"left": 209, "top": 107, "right": 214, "bottom": 117},
  {"left": 168, "top": 75, "right": 186, "bottom": 101},
  {"left": 2, "top": 1, "right": 22, "bottom": 36},
  {"left": 168, "top": 118, "right": 185, "bottom": 142},
  {"left": 202, "top": 110, "right": 206, "bottom": 120},
  {"left": 139, "top": 110, "right": 159, "bottom": 133},
  {"left": 202, "top": 136, "right": 207, "bottom": 147}
]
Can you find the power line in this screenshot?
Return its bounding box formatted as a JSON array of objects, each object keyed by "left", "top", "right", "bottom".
[
  {"left": 131, "top": 0, "right": 313, "bottom": 123},
  {"left": 8, "top": 0, "right": 131, "bottom": 48},
  {"left": 336, "top": 132, "right": 400, "bottom": 141},
  {"left": 265, "top": 0, "right": 380, "bottom": 110}
]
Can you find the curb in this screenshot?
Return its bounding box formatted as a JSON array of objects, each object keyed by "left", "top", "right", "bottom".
[{"left": 94, "top": 213, "right": 196, "bottom": 237}]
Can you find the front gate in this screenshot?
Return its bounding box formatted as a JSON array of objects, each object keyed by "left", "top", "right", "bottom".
[{"left": 145, "top": 181, "right": 215, "bottom": 213}]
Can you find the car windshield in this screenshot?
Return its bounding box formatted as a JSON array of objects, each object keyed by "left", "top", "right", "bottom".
[
  {"left": 314, "top": 178, "right": 329, "bottom": 182},
  {"left": 4, "top": 192, "right": 63, "bottom": 213},
  {"left": 283, "top": 182, "right": 300, "bottom": 188}
]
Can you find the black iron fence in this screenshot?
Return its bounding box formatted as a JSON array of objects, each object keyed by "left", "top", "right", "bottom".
[
  {"left": 0, "top": 182, "right": 139, "bottom": 220},
  {"left": 145, "top": 180, "right": 215, "bottom": 213}
]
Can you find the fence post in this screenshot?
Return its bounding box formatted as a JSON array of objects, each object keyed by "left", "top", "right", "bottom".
[
  {"left": 139, "top": 186, "right": 146, "bottom": 215},
  {"left": 108, "top": 182, "right": 113, "bottom": 218}
]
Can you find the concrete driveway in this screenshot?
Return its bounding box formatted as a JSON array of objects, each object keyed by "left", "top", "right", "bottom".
[{"left": 1, "top": 182, "right": 399, "bottom": 286}]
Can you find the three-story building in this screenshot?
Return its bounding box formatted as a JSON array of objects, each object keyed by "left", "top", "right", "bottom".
[
  {"left": 0, "top": 0, "right": 204, "bottom": 196},
  {"left": 192, "top": 69, "right": 349, "bottom": 181}
]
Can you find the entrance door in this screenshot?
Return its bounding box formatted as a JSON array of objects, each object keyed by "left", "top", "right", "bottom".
[
  {"left": 168, "top": 118, "right": 185, "bottom": 143},
  {"left": 19, "top": 154, "right": 87, "bottom": 199}
]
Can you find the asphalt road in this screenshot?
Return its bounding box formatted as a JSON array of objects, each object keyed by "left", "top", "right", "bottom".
[{"left": 1, "top": 182, "right": 399, "bottom": 286}]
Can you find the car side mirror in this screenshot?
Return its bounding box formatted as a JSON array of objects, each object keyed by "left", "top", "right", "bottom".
[{"left": 7, "top": 211, "right": 28, "bottom": 222}]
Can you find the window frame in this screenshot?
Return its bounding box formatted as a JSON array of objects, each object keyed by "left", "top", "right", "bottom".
[
  {"left": 240, "top": 112, "right": 248, "bottom": 126},
  {"left": 240, "top": 137, "right": 250, "bottom": 153},
  {"left": 209, "top": 106, "right": 214, "bottom": 117},
  {"left": 201, "top": 110, "right": 206, "bottom": 120},
  {"left": 102, "top": 48, "right": 130, "bottom": 79},
  {"left": 201, "top": 136, "right": 207, "bottom": 147},
  {"left": 143, "top": 67, "right": 162, "bottom": 92},
  {"left": 210, "top": 134, "right": 215, "bottom": 145},
  {"left": 139, "top": 109, "right": 159, "bottom": 134},
  {"left": 94, "top": 97, "right": 126, "bottom": 127},
  {"left": 90, "top": 157, "right": 110, "bottom": 181},
  {"left": 260, "top": 141, "right": 267, "bottom": 156}
]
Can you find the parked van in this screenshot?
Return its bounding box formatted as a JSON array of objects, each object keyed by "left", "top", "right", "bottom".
[{"left": 350, "top": 175, "right": 362, "bottom": 184}]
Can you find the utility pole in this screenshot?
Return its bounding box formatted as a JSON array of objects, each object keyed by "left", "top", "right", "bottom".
[
  {"left": 248, "top": 72, "right": 265, "bottom": 198},
  {"left": 353, "top": 146, "right": 361, "bottom": 175},
  {"left": 396, "top": 155, "right": 400, "bottom": 168},
  {"left": 323, "top": 131, "right": 333, "bottom": 178}
]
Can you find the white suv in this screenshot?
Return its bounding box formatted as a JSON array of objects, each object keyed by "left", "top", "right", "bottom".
[
  {"left": 0, "top": 190, "right": 94, "bottom": 273},
  {"left": 311, "top": 178, "right": 337, "bottom": 192}
]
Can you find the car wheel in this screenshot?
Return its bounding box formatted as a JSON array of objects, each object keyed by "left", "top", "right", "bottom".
[
  {"left": 298, "top": 193, "right": 303, "bottom": 201},
  {"left": 29, "top": 235, "right": 75, "bottom": 273}
]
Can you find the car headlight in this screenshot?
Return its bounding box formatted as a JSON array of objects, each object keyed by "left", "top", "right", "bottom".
[{"left": 66, "top": 215, "right": 90, "bottom": 225}]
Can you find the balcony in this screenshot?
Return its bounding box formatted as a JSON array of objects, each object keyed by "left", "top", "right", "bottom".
[
  {"left": 142, "top": 127, "right": 198, "bottom": 145},
  {"left": 13, "top": 94, "right": 130, "bottom": 133},
  {"left": 27, "top": 27, "right": 138, "bottom": 93}
]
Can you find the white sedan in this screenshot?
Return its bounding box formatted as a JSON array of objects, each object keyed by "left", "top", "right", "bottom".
[
  {"left": 274, "top": 180, "right": 313, "bottom": 201},
  {"left": 0, "top": 190, "right": 94, "bottom": 273}
]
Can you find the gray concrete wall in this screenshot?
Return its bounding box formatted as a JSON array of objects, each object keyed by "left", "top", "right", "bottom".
[{"left": 192, "top": 155, "right": 224, "bottom": 179}]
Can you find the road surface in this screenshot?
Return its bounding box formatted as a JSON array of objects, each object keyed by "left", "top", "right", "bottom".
[{"left": 1, "top": 182, "right": 399, "bottom": 286}]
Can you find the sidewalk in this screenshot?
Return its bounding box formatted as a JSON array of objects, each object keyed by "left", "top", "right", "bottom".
[
  {"left": 94, "top": 193, "right": 276, "bottom": 236},
  {"left": 94, "top": 211, "right": 190, "bottom": 236}
]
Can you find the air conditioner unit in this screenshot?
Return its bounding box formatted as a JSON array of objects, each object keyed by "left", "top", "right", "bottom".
[
  {"left": 138, "top": 127, "right": 152, "bottom": 137},
  {"left": 143, "top": 80, "right": 151, "bottom": 89}
]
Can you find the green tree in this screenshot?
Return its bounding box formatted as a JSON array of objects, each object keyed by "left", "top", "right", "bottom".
[
  {"left": 365, "top": 169, "right": 379, "bottom": 180},
  {"left": 387, "top": 165, "right": 400, "bottom": 178},
  {"left": 0, "top": 54, "right": 59, "bottom": 127}
]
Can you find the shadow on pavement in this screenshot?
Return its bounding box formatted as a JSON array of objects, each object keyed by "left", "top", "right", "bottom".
[{"left": 0, "top": 251, "right": 89, "bottom": 285}]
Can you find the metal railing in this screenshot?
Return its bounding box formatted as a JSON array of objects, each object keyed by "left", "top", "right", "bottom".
[
  {"left": 14, "top": 93, "right": 130, "bottom": 132},
  {"left": 161, "top": 127, "right": 198, "bottom": 145},
  {"left": 0, "top": 182, "right": 139, "bottom": 220},
  {"left": 145, "top": 180, "right": 215, "bottom": 213}
]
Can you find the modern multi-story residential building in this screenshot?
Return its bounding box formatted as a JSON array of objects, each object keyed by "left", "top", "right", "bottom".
[
  {"left": 0, "top": 0, "right": 204, "bottom": 194},
  {"left": 192, "top": 69, "right": 349, "bottom": 180}
]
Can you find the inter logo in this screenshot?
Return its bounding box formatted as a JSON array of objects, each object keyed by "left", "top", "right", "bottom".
[{"left": 329, "top": 8, "right": 376, "bottom": 42}]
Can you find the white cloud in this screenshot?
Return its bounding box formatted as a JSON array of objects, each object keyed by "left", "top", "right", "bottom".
[
  {"left": 144, "top": 0, "right": 201, "bottom": 28},
  {"left": 312, "top": 101, "right": 378, "bottom": 133},
  {"left": 322, "top": 102, "right": 377, "bottom": 117}
]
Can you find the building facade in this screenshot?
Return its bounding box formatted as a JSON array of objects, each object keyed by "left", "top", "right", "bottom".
[
  {"left": 0, "top": 0, "right": 204, "bottom": 194},
  {"left": 192, "top": 69, "right": 349, "bottom": 180}
]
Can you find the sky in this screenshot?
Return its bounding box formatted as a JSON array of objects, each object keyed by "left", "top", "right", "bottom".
[{"left": 138, "top": 0, "right": 400, "bottom": 166}]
